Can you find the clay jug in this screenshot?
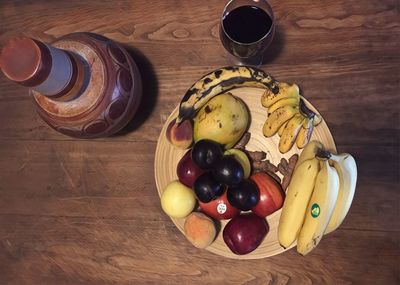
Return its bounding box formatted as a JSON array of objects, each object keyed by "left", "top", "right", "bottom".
[{"left": 0, "top": 32, "right": 142, "bottom": 138}]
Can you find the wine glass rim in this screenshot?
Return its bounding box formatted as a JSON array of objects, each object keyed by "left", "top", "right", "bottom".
[{"left": 220, "top": 0, "right": 275, "bottom": 46}]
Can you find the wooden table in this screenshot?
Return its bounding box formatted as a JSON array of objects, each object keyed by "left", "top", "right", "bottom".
[{"left": 0, "top": 0, "right": 398, "bottom": 284}]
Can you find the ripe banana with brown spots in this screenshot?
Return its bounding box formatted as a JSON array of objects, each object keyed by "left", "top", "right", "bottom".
[
  {"left": 278, "top": 121, "right": 288, "bottom": 136},
  {"left": 262, "top": 105, "right": 299, "bottom": 137},
  {"left": 300, "top": 99, "right": 322, "bottom": 126},
  {"left": 262, "top": 93, "right": 323, "bottom": 152},
  {"left": 296, "top": 117, "right": 314, "bottom": 149},
  {"left": 261, "top": 82, "right": 300, "bottom": 108},
  {"left": 177, "top": 66, "right": 279, "bottom": 123},
  {"left": 267, "top": 96, "right": 300, "bottom": 115},
  {"left": 279, "top": 114, "right": 306, "bottom": 153}
]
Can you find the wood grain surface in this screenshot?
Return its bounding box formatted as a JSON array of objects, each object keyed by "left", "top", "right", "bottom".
[{"left": 0, "top": 0, "right": 399, "bottom": 284}]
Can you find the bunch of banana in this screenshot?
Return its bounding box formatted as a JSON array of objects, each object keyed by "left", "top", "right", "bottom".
[
  {"left": 278, "top": 141, "right": 358, "bottom": 255},
  {"left": 177, "top": 66, "right": 279, "bottom": 123},
  {"left": 261, "top": 84, "right": 323, "bottom": 153},
  {"left": 168, "top": 66, "right": 282, "bottom": 149}
]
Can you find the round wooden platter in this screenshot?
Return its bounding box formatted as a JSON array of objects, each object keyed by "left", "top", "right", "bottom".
[{"left": 154, "top": 86, "right": 336, "bottom": 259}]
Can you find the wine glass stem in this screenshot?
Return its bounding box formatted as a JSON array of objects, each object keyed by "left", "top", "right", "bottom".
[{"left": 226, "top": 52, "right": 264, "bottom": 67}]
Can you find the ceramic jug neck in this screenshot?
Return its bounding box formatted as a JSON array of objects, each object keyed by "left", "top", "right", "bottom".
[{"left": 0, "top": 37, "right": 88, "bottom": 100}]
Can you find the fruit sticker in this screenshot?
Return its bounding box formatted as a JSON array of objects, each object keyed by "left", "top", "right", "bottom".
[
  {"left": 311, "top": 203, "right": 320, "bottom": 218},
  {"left": 217, "top": 203, "right": 227, "bottom": 214}
]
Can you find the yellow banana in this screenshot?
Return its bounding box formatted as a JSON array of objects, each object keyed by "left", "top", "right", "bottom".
[
  {"left": 261, "top": 82, "right": 300, "bottom": 108},
  {"left": 325, "top": 153, "right": 357, "bottom": 234},
  {"left": 263, "top": 105, "right": 299, "bottom": 137},
  {"left": 297, "top": 160, "right": 339, "bottom": 255},
  {"left": 278, "top": 121, "right": 288, "bottom": 136},
  {"left": 296, "top": 140, "right": 324, "bottom": 169},
  {"left": 270, "top": 97, "right": 321, "bottom": 154},
  {"left": 178, "top": 66, "right": 278, "bottom": 123},
  {"left": 279, "top": 114, "right": 306, "bottom": 153},
  {"left": 296, "top": 117, "right": 314, "bottom": 149},
  {"left": 313, "top": 113, "right": 323, "bottom": 126},
  {"left": 278, "top": 158, "right": 320, "bottom": 248},
  {"left": 299, "top": 99, "right": 323, "bottom": 127},
  {"left": 267, "top": 97, "right": 300, "bottom": 116}
]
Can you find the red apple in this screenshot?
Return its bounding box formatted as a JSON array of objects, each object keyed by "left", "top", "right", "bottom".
[
  {"left": 177, "top": 150, "right": 205, "bottom": 188},
  {"left": 250, "top": 172, "right": 285, "bottom": 218},
  {"left": 223, "top": 213, "right": 269, "bottom": 255},
  {"left": 199, "top": 190, "right": 240, "bottom": 220}
]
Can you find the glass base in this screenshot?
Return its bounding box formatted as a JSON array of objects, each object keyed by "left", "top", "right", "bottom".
[{"left": 226, "top": 52, "right": 263, "bottom": 67}]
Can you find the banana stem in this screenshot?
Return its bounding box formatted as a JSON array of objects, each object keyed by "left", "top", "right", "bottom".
[
  {"left": 316, "top": 149, "right": 332, "bottom": 160},
  {"left": 176, "top": 117, "right": 191, "bottom": 126},
  {"left": 326, "top": 153, "right": 345, "bottom": 163},
  {"left": 299, "top": 99, "right": 316, "bottom": 119}
]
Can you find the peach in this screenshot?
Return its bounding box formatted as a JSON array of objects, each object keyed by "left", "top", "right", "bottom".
[
  {"left": 184, "top": 212, "right": 217, "bottom": 249},
  {"left": 166, "top": 118, "right": 193, "bottom": 149}
]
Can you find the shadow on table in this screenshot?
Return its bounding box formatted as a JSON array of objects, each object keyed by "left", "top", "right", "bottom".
[
  {"left": 114, "top": 45, "right": 158, "bottom": 136},
  {"left": 261, "top": 24, "right": 285, "bottom": 65}
]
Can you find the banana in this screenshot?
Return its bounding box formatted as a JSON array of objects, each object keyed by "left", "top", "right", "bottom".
[
  {"left": 313, "top": 113, "right": 323, "bottom": 126},
  {"left": 261, "top": 82, "right": 300, "bottom": 108},
  {"left": 279, "top": 114, "right": 306, "bottom": 153},
  {"left": 296, "top": 140, "right": 324, "bottom": 169},
  {"left": 299, "top": 99, "right": 323, "bottom": 127},
  {"left": 261, "top": 92, "right": 320, "bottom": 153},
  {"left": 278, "top": 121, "right": 288, "bottom": 136},
  {"left": 325, "top": 153, "right": 357, "bottom": 234},
  {"left": 296, "top": 117, "right": 314, "bottom": 149},
  {"left": 177, "top": 66, "right": 279, "bottom": 123},
  {"left": 278, "top": 158, "right": 320, "bottom": 248},
  {"left": 262, "top": 105, "right": 299, "bottom": 137},
  {"left": 297, "top": 160, "right": 339, "bottom": 255},
  {"left": 267, "top": 96, "right": 300, "bottom": 115}
]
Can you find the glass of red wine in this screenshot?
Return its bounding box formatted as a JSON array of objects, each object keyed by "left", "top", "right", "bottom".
[{"left": 220, "top": 0, "right": 275, "bottom": 66}]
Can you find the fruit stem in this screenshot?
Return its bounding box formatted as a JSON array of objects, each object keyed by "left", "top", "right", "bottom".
[
  {"left": 316, "top": 149, "right": 332, "bottom": 160},
  {"left": 299, "top": 99, "right": 316, "bottom": 119},
  {"left": 326, "top": 153, "right": 342, "bottom": 163},
  {"left": 175, "top": 117, "right": 183, "bottom": 125},
  {"left": 176, "top": 117, "right": 192, "bottom": 127}
]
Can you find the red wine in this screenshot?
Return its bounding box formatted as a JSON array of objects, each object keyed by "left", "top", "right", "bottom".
[{"left": 222, "top": 5, "right": 272, "bottom": 44}]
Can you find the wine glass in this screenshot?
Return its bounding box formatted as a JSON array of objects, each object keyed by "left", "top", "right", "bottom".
[{"left": 219, "top": 0, "right": 275, "bottom": 66}]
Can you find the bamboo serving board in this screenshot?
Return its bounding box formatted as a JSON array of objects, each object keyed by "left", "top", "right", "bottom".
[{"left": 154, "top": 87, "right": 336, "bottom": 259}]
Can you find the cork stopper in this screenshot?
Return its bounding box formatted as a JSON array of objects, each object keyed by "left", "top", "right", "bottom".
[
  {"left": 0, "top": 37, "right": 86, "bottom": 99},
  {"left": 0, "top": 37, "right": 52, "bottom": 86}
]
